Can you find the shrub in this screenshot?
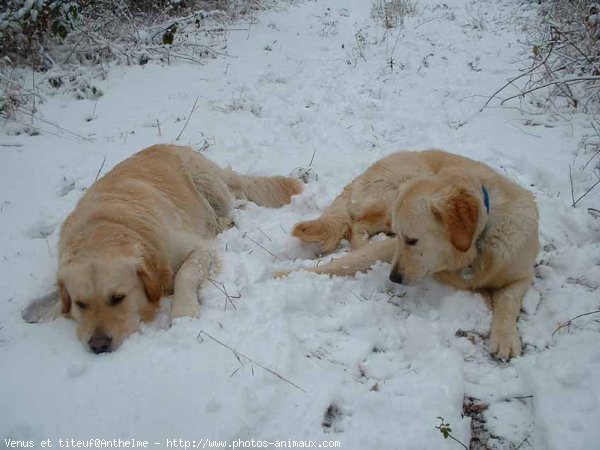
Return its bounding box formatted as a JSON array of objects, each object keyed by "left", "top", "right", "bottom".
[
  {"left": 371, "top": 0, "right": 418, "bottom": 29},
  {"left": 0, "top": 1, "right": 79, "bottom": 67},
  {"left": 531, "top": 0, "right": 600, "bottom": 111}
]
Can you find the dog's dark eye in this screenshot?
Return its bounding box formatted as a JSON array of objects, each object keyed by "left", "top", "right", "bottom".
[
  {"left": 75, "top": 301, "right": 88, "bottom": 310},
  {"left": 109, "top": 294, "right": 126, "bottom": 306},
  {"left": 404, "top": 237, "right": 418, "bottom": 246}
]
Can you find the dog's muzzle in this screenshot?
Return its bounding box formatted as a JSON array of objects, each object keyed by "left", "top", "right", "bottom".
[
  {"left": 88, "top": 333, "right": 113, "bottom": 354},
  {"left": 389, "top": 269, "right": 403, "bottom": 284}
]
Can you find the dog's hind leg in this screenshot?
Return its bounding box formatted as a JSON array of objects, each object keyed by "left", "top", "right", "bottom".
[
  {"left": 189, "top": 169, "right": 234, "bottom": 222},
  {"left": 181, "top": 146, "right": 301, "bottom": 215},
  {"left": 170, "top": 244, "right": 218, "bottom": 321},
  {"left": 291, "top": 184, "right": 354, "bottom": 254},
  {"left": 220, "top": 166, "right": 303, "bottom": 208},
  {"left": 178, "top": 148, "right": 234, "bottom": 223}
]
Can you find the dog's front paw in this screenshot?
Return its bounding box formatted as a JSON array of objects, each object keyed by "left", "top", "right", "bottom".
[
  {"left": 489, "top": 322, "right": 521, "bottom": 360},
  {"left": 292, "top": 220, "right": 326, "bottom": 242},
  {"left": 170, "top": 295, "right": 199, "bottom": 321}
]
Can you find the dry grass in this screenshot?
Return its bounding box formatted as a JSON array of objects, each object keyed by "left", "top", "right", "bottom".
[{"left": 371, "top": 0, "right": 418, "bottom": 29}]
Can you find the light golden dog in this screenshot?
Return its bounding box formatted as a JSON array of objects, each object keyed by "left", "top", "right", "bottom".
[
  {"left": 24, "top": 144, "right": 302, "bottom": 353},
  {"left": 287, "top": 150, "right": 539, "bottom": 360}
]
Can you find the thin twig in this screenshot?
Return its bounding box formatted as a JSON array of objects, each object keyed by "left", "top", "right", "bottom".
[
  {"left": 28, "top": 113, "right": 93, "bottom": 141},
  {"left": 176, "top": 96, "right": 199, "bottom": 141},
  {"left": 62, "top": 31, "right": 89, "bottom": 65},
  {"left": 256, "top": 227, "right": 272, "bottom": 242},
  {"left": 196, "top": 330, "right": 307, "bottom": 393},
  {"left": 551, "top": 26, "right": 600, "bottom": 75},
  {"left": 582, "top": 146, "right": 600, "bottom": 171},
  {"left": 0, "top": 73, "right": 46, "bottom": 102},
  {"left": 515, "top": 432, "right": 533, "bottom": 450},
  {"left": 572, "top": 179, "right": 600, "bottom": 207},
  {"left": 500, "top": 76, "right": 600, "bottom": 105},
  {"left": 149, "top": 11, "right": 203, "bottom": 41},
  {"left": 206, "top": 277, "right": 239, "bottom": 310},
  {"left": 447, "top": 434, "right": 468, "bottom": 450},
  {"left": 435, "top": 419, "right": 468, "bottom": 450},
  {"left": 44, "top": 237, "right": 53, "bottom": 257},
  {"left": 94, "top": 156, "right": 107, "bottom": 182},
  {"left": 308, "top": 147, "right": 316, "bottom": 167},
  {"left": 481, "top": 43, "right": 554, "bottom": 111},
  {"left": 91, "top": 100, "right": 98, "bottom": 121},
  {"left": 4, "top": 117, "right": 81, "bottom": 143},
  {"left": 242, "top": 232, "right": 282, "bottom": 261},
  {"left": 569, "top": 164, "right": 575, "bottom": 206},
  {"left": 31, "top": 57, "right": 35, "bottom": 125},
  {"left": 512, "top": 395, "right": 534, "bottom": 400},
  {"left": 553, "top": 310, "right": 600, "bottom": 335}
]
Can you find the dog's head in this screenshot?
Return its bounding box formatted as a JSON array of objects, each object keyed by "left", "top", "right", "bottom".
[
  {"left": 388, "top": 173, "right": 486, "bottom": 285},
  {"left": 58, "top": 250, "right": 172, "bottom": 353}
]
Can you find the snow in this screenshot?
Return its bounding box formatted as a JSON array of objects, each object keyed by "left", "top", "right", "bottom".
[{"left": 1, "top": 0, "right": 600, "bottom": 448}]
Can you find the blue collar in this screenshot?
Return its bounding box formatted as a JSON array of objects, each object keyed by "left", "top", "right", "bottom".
[{"left": 482, "top": 186, "right": 490, "bottom": 214}]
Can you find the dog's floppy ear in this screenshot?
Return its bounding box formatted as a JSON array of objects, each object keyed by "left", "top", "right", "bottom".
[
  {"left": 137, "top": 257, "right": 173, "bottom": 303},
  {"left": 57, "top": 279, "right": 71, "bottom": 314},
  {"left": 432, "top": 189, "right": 479, "bottom": 252}
]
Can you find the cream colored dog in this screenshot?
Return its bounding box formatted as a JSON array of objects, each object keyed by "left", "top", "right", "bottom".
[
  {"left": 287, "top": 150, "right": 539, "bottom": 360},
  {"left": 24, "top": 144, "right": 302, "bottom": 353}
]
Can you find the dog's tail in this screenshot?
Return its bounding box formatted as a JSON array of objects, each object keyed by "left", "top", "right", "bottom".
[
  {"left": 291, "top": 184, "right": 353, "bottom": 254},
  {"left": 222, "top": 167, "right": 303, "bottom": 208}
]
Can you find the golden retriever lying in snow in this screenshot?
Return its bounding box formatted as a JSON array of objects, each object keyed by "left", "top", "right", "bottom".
[
  {"left": 24, "top": 144, "right": 302, "bottom": 353},
  {"left": 286, "top": 150, "right": 539, "bottom": 360}
]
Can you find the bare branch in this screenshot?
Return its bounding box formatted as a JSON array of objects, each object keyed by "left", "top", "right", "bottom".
[
  {"left": 480, "top": 43, "right": 555, "bottom": 111},
  {"left": 196, "top": 330, "right": 307, "bottom": 393},
  {"left": 500, "top": 76, "right": 600, "bottom": 105},
  {"left": 572, "top": 179, "right": 600, "bottom": 207},
  {"left": 553, "top": 310, "right": 600, "bottom": 336},
  {"left": 242, "top": 232, "right": 282, "bottom": 261},
  {"left": 176, "top": 96, "right": 199, "bottom": 141}
]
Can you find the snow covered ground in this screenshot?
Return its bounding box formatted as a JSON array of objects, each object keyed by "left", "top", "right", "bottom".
[{"left": 1, "top": 0, "right": 599, "bottom": 448}]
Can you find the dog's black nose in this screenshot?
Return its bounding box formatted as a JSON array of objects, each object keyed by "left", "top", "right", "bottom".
[
  {"left": 88, "top": 333, "right": 112, "bottom": 354},
  {"left": 389, "top": 270, "right": 403, "bottom": 284}
]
